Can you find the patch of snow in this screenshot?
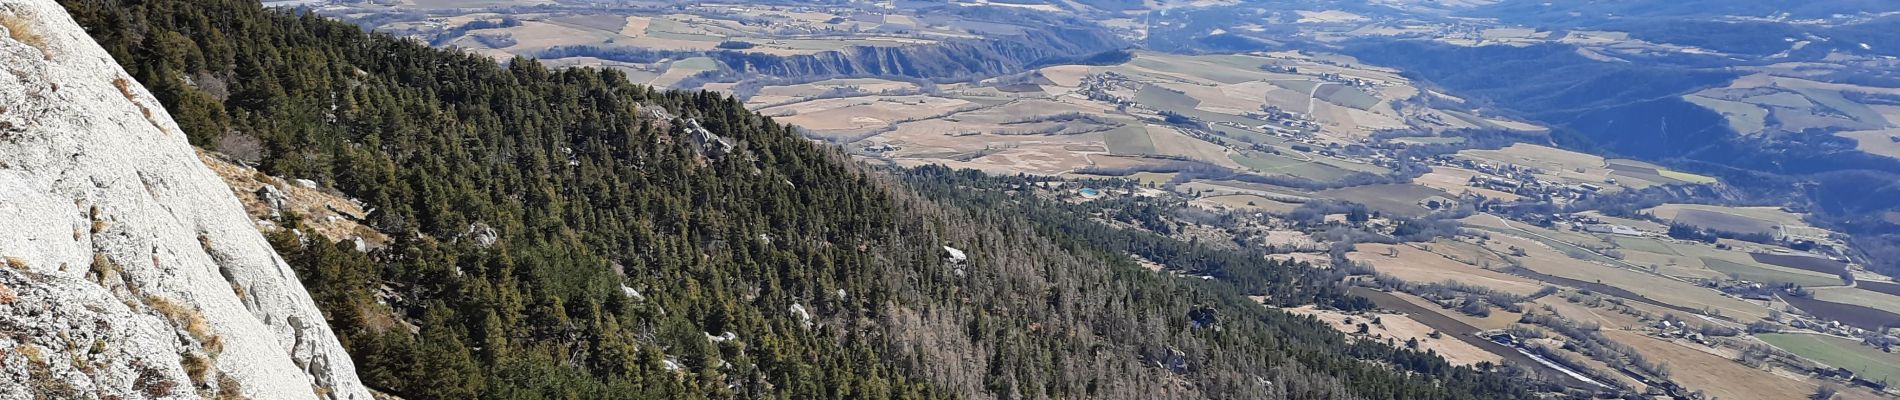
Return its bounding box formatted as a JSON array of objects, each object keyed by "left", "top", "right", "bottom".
[
  {"left": 942, "top": 245, "right": 967, "bottom": 263},
  {"left": 789, "top": 303, "right": 812, "bottom": 329}
]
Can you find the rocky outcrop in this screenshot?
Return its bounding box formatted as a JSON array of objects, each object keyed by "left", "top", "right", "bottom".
[{"left": 0, "top": 0, "right": 371, "bottom": 398}]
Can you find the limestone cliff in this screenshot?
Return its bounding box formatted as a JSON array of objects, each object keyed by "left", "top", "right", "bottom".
[{"left": 0, "top": 0, "right": 371, "bottom": 398}]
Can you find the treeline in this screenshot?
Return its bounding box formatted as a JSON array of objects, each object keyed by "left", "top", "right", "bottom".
[
  {"left": 1666, "top": 223, "right": 1774, "bottom": 244},
  {"left": 62, "top": 0, "right": 1543, "bottom": 398},
  {"left": 431, "top": 17, "right": 521, "bottom": 46},
  {"left": 896, "top": 166, "right": 1555, "bottom": 397},
  {"left": 903, "top": 167, "right": 1352, "bottom": 303}
]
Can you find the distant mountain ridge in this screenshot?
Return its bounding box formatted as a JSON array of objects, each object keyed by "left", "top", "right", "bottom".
[
  {"left": 701, "top": 26, "right": 1123, "bottom": 81},
  {"left": 533, "top": 22, "right": 1126, "bottom": 86}
]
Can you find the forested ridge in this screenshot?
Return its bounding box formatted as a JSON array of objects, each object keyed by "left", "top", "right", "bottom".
[{"left": 60, "top": 0, "right": 1543, "bottom": 398}]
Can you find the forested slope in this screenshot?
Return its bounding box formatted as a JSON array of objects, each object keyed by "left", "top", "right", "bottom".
[{"left": 59, "top": 0, "right": 1543, "bottom": 398}]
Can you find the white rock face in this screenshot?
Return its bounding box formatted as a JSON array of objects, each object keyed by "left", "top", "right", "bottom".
[{"left": 0, "top": 1, "right": 371, "bottom": 399}]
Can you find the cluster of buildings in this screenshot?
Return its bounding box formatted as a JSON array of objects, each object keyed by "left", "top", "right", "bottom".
[
  {"left": 1649, "top": 319, "right": 1714, "bottom": 345},
  {"left": 1316, "top": 72, "right": 1376, "bottom": 88},
  {"left": 1075, "top": 72, "right": 1139, "bottom": 106},
  {"left": 1432, "top": 156, "right": 1606, "bottom": 202},
  {"left": 1244, "top": 105, "right": 1320, "bottom": 132}
]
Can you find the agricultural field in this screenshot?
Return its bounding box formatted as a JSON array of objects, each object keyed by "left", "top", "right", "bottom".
[
  {"left": 1757, "top": 333, "right": 1900, "bottom": 385},
  {"left": 1687, "top": 74, "right": 1898, "bottom": 138},
  {"left": 1349, "top": 243, "right": 1548, "bottom": 296},
  {"left": 1604, "top": 331, "right": 1828, "bottom": 400},
  {"left": 1466, "top": 216, "right": 1776, "bottom": 322},
  {"left": 1782, "top": 294, "right": 1900, "bottom": 331},
  {"left": 1605, "top": 159, "right": 1717, "bottom": 185},
  {"left": 1101, "top": 125, "right": 1159, "bottom": 155},
  {"left": 1318, "top": 184, "right": 1454, "bottom": 218},
  {"left": 1602, "top": 234, "right": 1833, "bottom": 284},
  {"left": 1749, "top": 252, "right": 1849, "bottom": 276},
  {"left": 1095, "top": 50, "right": 1448, "bottom": 142},
  {"left": 1175, "top": 181, "right": 1314, "bottom": 202},
  {"left": 1124, "top": 172, "right": 1178, "bottom": 187},
  {"left": 1457, "top": 144, "right": 1613, "bottom": 183},
  {"left": 1428, "top": 214, "right": 1816, "bottom": 326},
  {"left": 1423, "top": 239, "right": 1512, "bottom": 270},
  {"left": 1349, "top": 289, "right": 1601, "bottom": 388},
  {"left": 1811, "top": 287, "right": 1900, "bottom": 315},
  {"left": 1388, "top": 289, "right": 1526, "bottom": 332},
  {"left": 1413, "top": 166, "right": 1522, "bottom": 201},
  {"left": 1087, "top": 50, "right": 1535, "bottom": 139},
  {"left": 1645, "top": 204, "right": 1811, "bottom": 237},
  {"left": 1672, "top": 209, "right": 1776, "bottom": 235},
  {"left": 1454, "top": 144, "right": 1712, "bottom": 192},
  {"left": 1700, "top": 257, "right": 1844, "bottom": 287},
  {"left": 1681, "top": 94, "right": 1768, "bottom": 135},
  {"left": 1148, "top": 125, "right": 1239, "bottom": 166},
  {"left": 1532, "top": 290, "right": 1889, "bottom": 399},
  {"left": 1609, "top": 236, "right": 1674, "bottom": 254},
  {"left": 1228, "top": 150, "right": 1376, "bottom": 182},
  {"left": 648, "top": 57, "right": 721, "bottom": 88},
  {"left": 1193, "top": 194, "right": 1301, "bottom": 213},
  {"left": 1532, "top": 295, "right": 1648, "bottom": 331},
  {"left": 759, "top": 95, "right": 976, "bottom": 139},
  {"left": 1283, "top": 305, "right": 1504, "bottom": 366},
  {"left": 1837, "top": 129, "right": 1900, "bottom": 160},
  {"left": 1855, "top": 280, "right": 1900, "bottom": 297}
]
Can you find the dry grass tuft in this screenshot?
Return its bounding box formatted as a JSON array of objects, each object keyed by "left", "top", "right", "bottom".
[
  {"left": 91, "top": 253, "right": 120, "bottom": 284},
  {"left": 89, "top": 206, "right": 107, "bottom": 233},
  {"left": 145, "top": 295, "right": 223, "bottom": 354},
  {"left": 1, "top": 13, "right": 50, "bottom": 60},
  {"left": 19, "top": 344, "right": 43, "bottom": 364},
  {"left": 0, "top": 281, "right": 16, "bottom": 304},
  {"left": 180, "top": 351, "right": 211, "bottom": 386},
  {"left": 113, "top": 76, "right": 169, "bottom": 133},
  {"left": 216, "top": 372, "right": 245, "bottom": 399},
  {"left": 3, "top": 256, "right": 27, "bottom": 271},
  {"left": 113, "top": 77, "right": 143, "bottom": 111},
  {"left": 136, "top": 366, "right": 178, "bottom": 397}
]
